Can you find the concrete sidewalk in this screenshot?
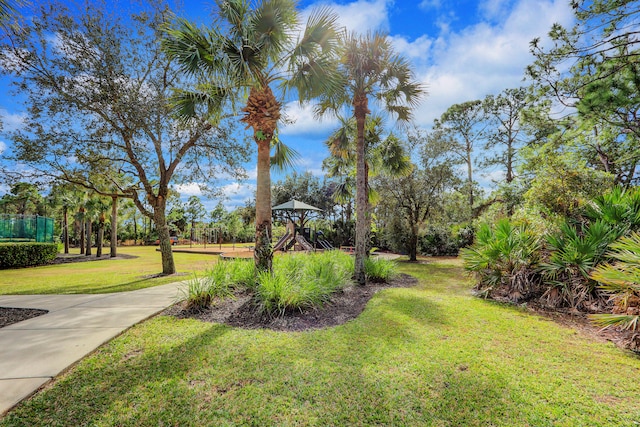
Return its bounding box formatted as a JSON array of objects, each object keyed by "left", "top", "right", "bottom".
[{"left": 0, "top": 281, "right": 185, "bottom": 415}]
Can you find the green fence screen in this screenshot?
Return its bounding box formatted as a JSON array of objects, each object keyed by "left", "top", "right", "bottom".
[{"left": 0, "top": 215, "right": 55, "bottom": 243}]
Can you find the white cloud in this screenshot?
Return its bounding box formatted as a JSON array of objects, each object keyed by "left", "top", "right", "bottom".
[
  {"left": 409, "top": 0, "right": 574, "bottom": 126},
  {"left": 0, "top": 140, "right": 6, "bottom": 155},
  {"left": 0, "top": 109, "right": 26, "bottom": 132},
  {"left": 174, "top": 182, "right": 203, "bottom": 196},
  {"left": 390, "top": 35, "right": 433, "bottom": 64},
  {"left": 419, "top": 0, "right": 441, "bottom": 10},
  {"left": 280, "top": 102, "right": 340, "bottom": 136},
  {"left": 304, "top": 0, "right": 390, "bottom": 34},
  {"left": 296, "top": 157, "right": 325, "bottom": 176},
  {"left": 479, "top": 0, "right": 512, "bottom": 21},
  {"left": 221, "top": 181, "right": 255, "bottom": 209}
]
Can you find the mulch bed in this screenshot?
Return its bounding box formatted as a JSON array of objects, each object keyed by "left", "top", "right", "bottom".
[
  {"left": 164, "top": 273, "right": 420, "bottom": 332},
  {"left": 0, "top": 307, "right": 48, "bottom": 328}
]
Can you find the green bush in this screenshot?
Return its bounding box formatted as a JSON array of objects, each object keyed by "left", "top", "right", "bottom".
[
  {"left": 418, "top": 224, "right": 474, "bottom": 257},
  {"left": 540, "top": 220, "right": 623, "bottom": 311},
  {"left": 364, "top": 256, "right": 397, "bottom": 282},
  {"left": 590, "top": 233, "right": 640, "bottom": 332},
  {"left": 0, "top": 242, "right": 58, "bottom": 269},
  {"left": 461, "top": 219, "right": 542, "bottom": 301}
]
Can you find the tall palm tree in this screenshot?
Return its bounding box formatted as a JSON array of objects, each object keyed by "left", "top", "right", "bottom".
[
  {"left": 325, "top": 115, "right": 412, "bottom": 220},
  {"left": 317, "top": 32, "right": 425, "bottom": 284},
  {"left": 162, "top": 0, "right": 341, "bottom": 273}
]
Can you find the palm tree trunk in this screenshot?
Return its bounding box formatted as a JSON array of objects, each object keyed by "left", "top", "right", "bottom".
[
  {"left": 354, "top": 96, "right": 369, "bottom": 285},
  {"left": 254, "top": 139, "right": 273, "bottom": 273},
  {"left": 110, "top": 196, "right": 118, "bottom": 257}
]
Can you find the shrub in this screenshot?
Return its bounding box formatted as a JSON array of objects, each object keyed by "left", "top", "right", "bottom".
[
  {"left": 255, "top": 250, "right": 354, "bottom": 315},
  {"left": 214, "top": 258, "right": 255, "bottom": 288},
  {"left": 540, "top": 220, "right": 623, "bottom": 311},
  {"left": 590, "top": 233, "right": 640, "bottom": 332},
  {"left": 418, "top": 224, "right": 474, "bottom": 257},
  {"left": 583, "top": 186, "right": 640, "bottom": 233},
  {"left": 461, "top": 219, "right": 542, "bottom": 301},
  {"left": 179, "top": 275, "right": 215, "bottom": 311},
  {"left": 179, "top": 261, "right": 247, "bottom": 311},
  {"left": 0, "top": 242, "right": 58, "bottom": 269},
  {"left": 364, "top": 256, "right": 397, "bottom": 282}
]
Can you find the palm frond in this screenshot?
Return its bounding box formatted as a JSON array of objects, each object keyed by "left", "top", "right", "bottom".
[
  {"left": 270, "top": 136, "right": 300, "bottom": 172},
  {"left": 590, "top": 313, "right": 639, "bottom": 330},
  {"left": 161, "top": 18, "right": 222, "bottom": 76}
]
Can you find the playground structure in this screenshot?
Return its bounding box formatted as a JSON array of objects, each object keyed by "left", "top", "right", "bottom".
[
  {"left": 271, "top": 199, "right": 334, "bottom": 252},
  {"left": 174, "top": 199, "right": 336, "bottom": 260}
]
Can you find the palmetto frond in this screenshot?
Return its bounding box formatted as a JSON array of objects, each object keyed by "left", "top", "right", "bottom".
[
  {"left": 270, "top": 135, "right": 300, "bottom": 172},
  {"left": 590, "top": 314, "right": 639, "bottom": 331},
  {"left": 168, "top": 85, "right": 229, "bottom": 121},
  {"left": 162, "top": 17, "right": 222, "bottom": 77},
  {"left": 287, "top": 6, "right": 343, "bottom": 101}
]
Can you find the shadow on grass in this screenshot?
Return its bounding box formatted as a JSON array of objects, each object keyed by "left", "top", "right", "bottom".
[
  {"left": 3, "top": 265, "right": 637, "bottom": 426},
  {"left": 1, "top": 321, "right": 233, "bottom": 426}
]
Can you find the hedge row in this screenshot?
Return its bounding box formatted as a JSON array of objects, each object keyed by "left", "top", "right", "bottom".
[{"left": 0, "top": 242, "right": 59, "bottom": 269}]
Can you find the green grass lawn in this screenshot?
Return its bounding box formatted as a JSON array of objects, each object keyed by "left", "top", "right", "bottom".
[
  {"left": 2, "top": 258, "right": 640, "bottom": 426},
  {"left": 0, "top": 246, "right": 218, "bottom": 294}
]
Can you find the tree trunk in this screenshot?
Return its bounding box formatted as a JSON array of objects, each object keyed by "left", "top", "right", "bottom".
[
  {"left": 408, "top": 223, "right": 418, "bottom": 262},
  {"left": 354, "top": 94, "right": 369, "bottom": 286},
  {"left": 254, "top": 139, "right": 273, "bottom": 273},
  {"left": 110, "top": 196, "right": 118, "bottom": 257},
  {"left": 85, "top": 219, "right": 92, "bottom": 256},
  {"left": 466, "top": 147, "right": 474, "bottom": 219},
  {"left": 63, "top": 206, "right": 69, "bottom": 254},
  {"left": 96, "top": 221, "right": 104, "bottom": 257},
  {"left": 79, "top": 208, "right": 85, "bottom": 254},
  {"left": 133, "top": 213, "right": 138, "bottom": 245},
  {"left": 154, "top": 203, "right": 176, "bottom": 275}
]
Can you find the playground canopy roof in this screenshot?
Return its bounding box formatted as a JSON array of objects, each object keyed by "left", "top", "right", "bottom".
[{"left": 272, "top": 199, "right": 322, "bottom": 212}]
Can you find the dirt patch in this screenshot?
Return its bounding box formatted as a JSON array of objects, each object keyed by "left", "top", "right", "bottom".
[
  {"left": 0, "top": 307, "right": 48, "bottom": 328},
  {"left": 163, "top": 273, "right": 419, "bottom": 332}
]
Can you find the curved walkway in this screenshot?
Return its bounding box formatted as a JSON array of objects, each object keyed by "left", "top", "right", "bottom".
[{"left": 0, "top": 281, "right": 185, "bottom": 416}]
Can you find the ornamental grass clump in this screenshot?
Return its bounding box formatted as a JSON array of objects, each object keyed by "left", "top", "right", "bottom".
[
  {"left": 364, "top": 256, "right": 398, "bottom": 282},
  {"left": 255, "top": 250, "right": 354, "bottom": 315},
  {"left": 180, "top": 261, "right": 245, "bottom": 311}
]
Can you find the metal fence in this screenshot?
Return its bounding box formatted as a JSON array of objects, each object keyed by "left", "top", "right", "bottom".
[{"left": 0, "top": 214, "right": 55, "bottom": 243}]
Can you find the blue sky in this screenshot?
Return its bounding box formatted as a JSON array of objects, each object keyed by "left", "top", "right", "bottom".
[{"left": 0, "top": 0, "right": 575, "bottom": 211}]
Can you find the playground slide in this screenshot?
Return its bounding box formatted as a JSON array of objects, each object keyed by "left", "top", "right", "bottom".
[
  {"left": 273, "top": 231, "right": 292, "bottom": 251},
  {"left": 318, "top": 239, "right": 333, "bottom": 250},
  {"left": 295, "top": 234, "right": 314, "bottom": 251}
]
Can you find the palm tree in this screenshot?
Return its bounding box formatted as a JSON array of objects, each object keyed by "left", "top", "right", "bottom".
[
  {"left": 324, "top": 115, "right": 412, "bottom": 222},
  {"left": 317, "top": 33, "right": 425, "bottom": 284},
  {"left": 162, "top": 0, "right": 341, "bottom": 273}
]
